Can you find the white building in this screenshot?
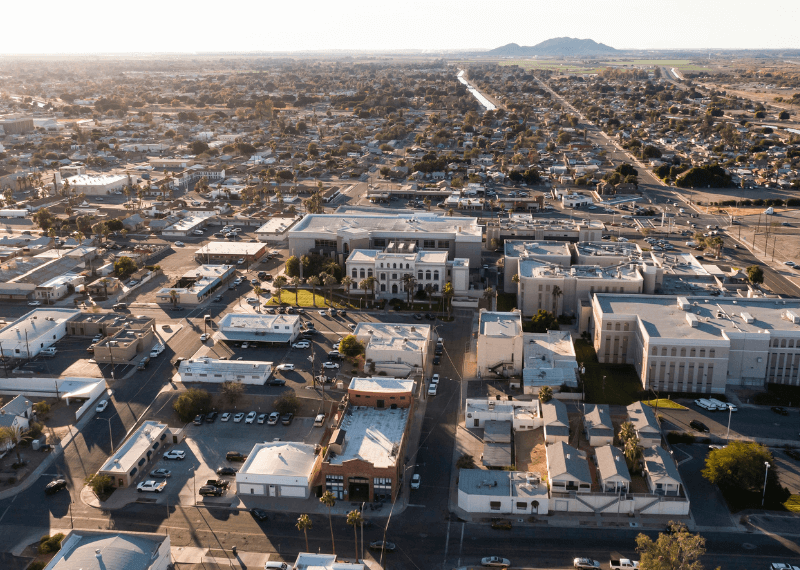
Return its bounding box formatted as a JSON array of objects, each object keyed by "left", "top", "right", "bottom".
[
  {"left": 520, "top": 331, "right": 579, "bottom": 392},
  {"left": 215, "top": 313, "right": 300, "bottom": 345},
  {"left": 155, "top": 264, "right": 235, "bottom": 306},
  {"left": 98, "top": 421, "right": 170, "bottom": 488},
  {"left": 561, "top": 193, "right": 593, "bottom": 208},
  {"left": 486, "top": 215, "right": 604, "bottom": 246},
  {"left": 457, "top": 469, "right": 549, "bottom": 516},
  {"left": 476, "top": 310, "right": 524, "bottom": 378},
  {"left": 255, "top": 216, "right": 302, "bottom": 242},
  {"left": 34, "top": 273, "right": 85, "bottom": 303},
  {"left": 42, "top": 530, "right": 171, "bottom": 570},
  {"left": 161, "top": 214, "right": 215, "bottom": 237},
  {"left": 0, "top": 308, "right": 79, "bottom": 359},
  {"left": 293, "top": 553, "right": 364, "bottom": 570},
  {"left": 66, "top": 174, "right": 130, "bottom": 196},
  {"left": 465, "top": 398, "right": 541, "bottom": 430},
  {"left": 626, "top": 401, "right": 661, "bottom": 448},
  {"left": 573, "top": 242, "right": 644, "bottom": 267},
  {"left": 177, "top": 357, "right": 272, "bottom": 385},
  {"left": 236, "top": 442, "right": 318, "bottom": 498},
  {"left": 353, "top": 322, "right": 431, "bottom": 377},
  {"left": 503, "top": 240, "right": 572, "bottom": 294}
]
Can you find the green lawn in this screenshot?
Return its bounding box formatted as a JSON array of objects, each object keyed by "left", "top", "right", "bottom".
[
  {"left": 266, "top": 290, "right": 349, "bottom": 308},
  {"left": 784, "top": 495, "right": 800, "bottom": 513},
  {"left": 574, "top": 340, "right": 645, "bottom": 406},
  {"left": 643, "top": 399, "right": 688, "bottom": 410}
]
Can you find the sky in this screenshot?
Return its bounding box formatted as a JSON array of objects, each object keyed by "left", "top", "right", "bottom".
[{"left": 3, "top": 0, "right": 798, "bottom": 54}]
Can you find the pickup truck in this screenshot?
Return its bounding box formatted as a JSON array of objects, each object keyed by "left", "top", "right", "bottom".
[
  {"left": 206, "top": 479, "right": 230, "bottom": 489},
  {"left": 610, "top": 553, "right": 639, "bottom": 569}
]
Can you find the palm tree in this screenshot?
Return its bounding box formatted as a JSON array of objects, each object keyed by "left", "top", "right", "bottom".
[
  {"left": 364, "top": 276, "right": 377, "bottom": 306},
  {"left": 359, "top": 278, "right": 371, "bottom": 308},
  {"left": 346, "top": 509, "right": 363, "bottom": 562},
  {"left": 320, "top": 491, "right": 336, "bottom": 554},
  {"left": 551, "top": 285, "right": 563, "bottom": 315},
  {"left": 341, "top": 276, "right": 353, "bottom": 308},
  {"left": 100, "top": 278, "right": 110, "bottom": 300},
  {"left": 402, "top": 274, "right": 416, "bottom": 305},
  {"left": 296, "top": 514, "right": 312, "bottom": 552},
  {"left": 618, "top": 421, "right": 637, "bottom": 446},
  {"left": 290, "top": 276, "right": 301, "bottom": 306},
  {"left": 321, "top": 272, "right": 337, "bottom": 307},
  {"left": 512, "top": 273, "right": 520, "bottom": 288},
  {"left": 483, "top": 286, "right": 494, "bottom": 308},
  {"left": 425, "top": 283, "right": 434, "bottom": 310},
  {"left": 455, "top": 453, "right": 476, "bottom": 470},
  {"left": 623, "top": 437, "right": 643, "bottom": 474},
  {"left": 308, "top": 275, "right": 321, "bottom": 306},
  {"left": 254, "top": 285, "right": 263, "bottom": 306},
  {"left": 0, "top": 425, "right": 29, "bottom": 465},
  {"left": 169, "top": 290, "right": 178, "bottom": 308},
  {"left": 272, "top": 275, "right": 288, "bottom": 304},
  {"left": 443, "top": 281, "right": 454, "bottom": 319}
]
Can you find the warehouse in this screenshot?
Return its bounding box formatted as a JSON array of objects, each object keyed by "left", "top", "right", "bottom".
[
  {"left": 177, "top": 357, "right": 272, "bottom": 385},
  {"left": 66, "top": 174, "right": 131, "bottom": 196},
  {"left": 236, "top": 442, "right": 319, "bottom": 498},
  {"left": 194, "top": 241, "right": 267, "bottom": 265},
  {"left": 98, "top": 421, "right": 170, "bottom": 488}
]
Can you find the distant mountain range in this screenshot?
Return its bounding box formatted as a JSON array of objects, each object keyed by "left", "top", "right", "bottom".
[{"left": 486, "top": 37, "right": 618, "bottom": 57}]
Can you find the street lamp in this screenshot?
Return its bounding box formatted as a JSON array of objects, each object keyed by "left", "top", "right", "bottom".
[
  {"left": 725, "top": 404, "right": 733, "bottom": 439},
  {"left": 96, "top": 417, "right": 114, "bottom": 454},
  {"left": 762, "top": 461, "right": 770, "bottom": 506}
]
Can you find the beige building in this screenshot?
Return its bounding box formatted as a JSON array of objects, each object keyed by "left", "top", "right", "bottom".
[
  {"left": 476, "top": 310, "right": 524, "bottom": 378},
  {"left": 486, "top": 215, "right": 604, "bottom": 247},
  {"left": 572, "top": 242, "right": 643, "bottom": 267},
  {"left": 353, "top": 322, "right": 432, "bottom": 377},
  {"left": 591, "top": 294, "right": 800, "bottom": 393},
  {"left": 502, "top": 240, "right": 572, "bottom": 294}
]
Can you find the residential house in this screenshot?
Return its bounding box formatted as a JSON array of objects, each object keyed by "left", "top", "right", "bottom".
[
  {"left": 583, "top": 404, "right": 614, "bottom": 446},
  {"left": 546, "top": 441, "right": 592, "bottom": 494},
  {"left": 626, "top": 402, "right": 661, "bottom": 448},
  {"left": 541, "top": 399, "right": 569, "bottom": 443},
  {"left": 595, "top": 444, "right": 631, "bottom": 493}
]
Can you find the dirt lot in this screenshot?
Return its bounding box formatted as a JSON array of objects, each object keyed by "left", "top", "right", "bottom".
[{"left": 514, "top": 428, "right": 548, "bottom": 484}]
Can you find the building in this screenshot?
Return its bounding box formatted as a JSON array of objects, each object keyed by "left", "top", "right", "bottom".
[
  {"left": 161, "top": 214, "right": 215, "bottom": 237},
  {"left": 194, "top": 241, "right": 267, "bottom": 265},
  {"left": 66, "top": 174, "right": 131, "bottom": 196},
  {"left": 0, "top": 308, "right": 80, "bottom": 359},
  {"left": 236, "top": 442, "right": 319, "bottom": 498},
  {"left": 353, "top": 322, "right": 431, "bottom": 377},
  {"left": 457, "top": 469, "right": 549, "bottom": 516},
  {"left": 561, "top": 193, "right": 593, "bottom": 208},
  {"left": 34, "top": 273, "right": 85, "bottom": 303},
  {"left": 591, "top": 294, "right": 800, "bottom": 393},
  {"left": 485, "top": 215, "right": 604, "bottom": 246},
  {"left": 583, "top": 404, "right": 614, "bottom": 447},
  {"left": 98, "top": 421, "right": 170, "bottom": 488},
  {"left": 476, "top": 310, "right": 524, "bottom": 378},
  {"left": 541, "top": 400, "right": 570, "bottom": 443},
  {"left": 464, "top": 398, "right": 540, "bottom": 430},
  {"left": 573, "top": 242, "right": 643, "bottom": 267},
  {"left": 288, "top": 213, "right": 483, "bottom": 266},
  {"left": 595, "top": 444, "right": 631, "bottom": 493},
  {"left": 503, "top": 240, "right": 572, "bottom": 293},
  {"left": 546, "top": 441, "right": 592, "bottom": 495},
  {"left": 91, "top": 319, "right": 155, "bottom": 365},
  {"left": 41, "top": 530, "right": 171, "bottom": 570},
  {"left": 643, "top": 446, "right": 684, "bottom": 496},
  {"left": 293, "top": 553, "right": 365, "bottom": 570},
  {"left": 0, "top": 116, "right": 34, "bottom": 135},
  {"left": 626, "top": 402, "right": 661, "bottom": 448},
  {"left": 0, "top": 395, "right": 33, "bottom": 433},
  {"left": 148, "top": 157, "right": 194, "bottom": 169},
  {"left": 255, "top": 216, "right": 302, "bottom": 242},
  {"left": 178, "top": 357, "right": 272, "bottom": 385},
  {"left": 155, "top": 264, "right": 234, "bottom": 306},
  {"left": 346, "top": 243, "right": 469, "bottom": 300},
  {"left": 520, "top": 331, "right": 579, "bottom": 392},
  {"left": 347, "top": 377, "right": 415, "bottom": 409},
  {"left": 215, "top": 313, "right": 300, "bottom": 345}
]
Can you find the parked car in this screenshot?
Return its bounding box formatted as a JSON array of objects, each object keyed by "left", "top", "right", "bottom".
[
  {"left": 95, "top": 399, "right": 108, "bottom": 413},
  {"left": 233, "top": 412, "right": 245, "bottom": 422},
  {"left": 689, "top": 420, "right": 710, "bottom": 433},
  {"left": 772, "top": 406, "right": 790, "bottom": 416},
  {"left": 245, "top": 411, "right": 257, "bottom": 424},
  {"left": 137, "top": 480, "right": 167, "bottom": 493},
  {"left": 573, "top": 559, "right": 600, "bottom": 569},
  {"left": 269, "top": 378, "right": 286, "bottom": 386},
  {"left": 481, "top": 557, "right": 511, "bottom": 567},
  {"left": 205, "top": 412, "right": 218, "bottom": 423},
  {"left": 150, "top": 469, "right": 172, "bottom": 478},
  {"left": 322, "top": 361, "right": 340, "bottom": 370},
  {"left": 163, "top": 450, "right": 186, "bottom": 460},
  {"left": 268, "top": 412, "right": 280, "bottom": 425},
  {"left": 216, "top": 466, "right": 237, "bottom": 476},
  {"left": 257, "top": 413, "right": 267, "bottom": 424},
  {"left": 292, "top": 341, "right": 310, "bottom": 349},
  {"left": 428, "top": 383, "right": 438, "bottom": 396},
  {"left": 226, "top": 451, "right": 246, "bottom": 462},
  {"left": 193, "top": 414, "right": 204, "bottom": 425},
  {"left": 369, "top": 541, "right": 397, "bottom": 552},
  {"left": 44, "top": 479, "right": 67, "bottom": 495},
  {"left": 410, "top": 473, "right": 421, "bottom": 489},
  {"left": 276, "top": 363, "right": 295, "bottom": 371},
  {"left": 281, "top": 413, "right": 294, "bottom": 425},
  {"left": 199, "top": 485, "right": 224, "bottom": 497},
  {"left": 220, "top": 412, "right": 231, "bottom": 422}
]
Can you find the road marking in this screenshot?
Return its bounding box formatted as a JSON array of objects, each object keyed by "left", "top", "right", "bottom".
[
  {"left": 406, "top": 504, "right": 426, "bottom": 507},
  {"left": 443, "top": 517, "right": 450, "bottom": 562},
  {"left": 0, "top": 493, "right": 18, "bottom": 525},
  {"left": 457, "top": 522, "right": 465, "bottom": 567}
]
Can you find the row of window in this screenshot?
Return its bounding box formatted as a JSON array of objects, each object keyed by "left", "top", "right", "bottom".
[
  {"left": 650, "top": 347, "right": 716, "bottom": 358},
  {"left": 351, "top": 268, "right": 441, "bottom": 281}
]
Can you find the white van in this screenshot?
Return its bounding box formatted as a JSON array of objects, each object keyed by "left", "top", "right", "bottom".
[
  {"left": 694, "top": 398, "right": 718, "bottom": 411},
  {"left": 40, "top": 347, "right": 57, "bottom": 357},
  {"left": 707, "top": 398, "right": 727, "bottom": 411},
  {"left": 313, "top": 414, "right": 325, "bottom": 427}
]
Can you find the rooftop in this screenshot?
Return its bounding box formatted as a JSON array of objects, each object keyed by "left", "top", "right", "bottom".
[
  {"left": 329, "top": 407, "right": 408, "bottom": 468},
  {"left": 178, "top": 357, "right": 272, "bottom": 377},
  {"left": 45, "top": 530, "right": 169, "bottom": 570},
  {"left": 181, "top": 264, "right": 233, "bottom": 280},
  {"left": 458, "top": 469, "right": 547, "bottom": 498},
  {"left": 99, "top": 421, "right": 169, "bottom": 475},
  {"left": 547, "top": 441, "right": 592, "bottom": 483},
  {"left": 627, "top": 401, "right": 660, "bottom": 434},
  {"left": 464, "top": 398, "right": 540, "bottom": 422},
  {"left": 596, "top": 445, "right": 631, "bottom": 482},
  {"left": 523, "top": 331, "right": 579, "bottom": 388},
  {"left": 239, "top": 442, "right": 317, "bottom": 477},
  {"left": 479, "top": 311, "right": 522, "bottom": 337},
  {"left": 195, "top": 241, "right": 265, "bottom": 256},
  {"left": 293, "top": 553, "right": 364, "bottom": 570},
  {"left": 575, "top": 242, "right": 642, "bottom": 258},
  {"left": 584, "top": 404, "right": 613, "bottom": 434},
  {"left": 519, "top": 260, "right": 643, "bottom": 281},
  {"left": 0, "top": 308, "right": 79, "bottom": 345},
  {"left": 353, "top": 322, "right": 431, "bottom": 353},
  {"left": 290, "top": 213, "right": 483, "bottom": 239},
  {"left": 66, "top": 174, "right": 128, "bottom": 185},
  {"left": 348, "top": 377, "right": 415, "bottom": 394},
  {"left": 504, "top": 240, "right": 571, "bottom": 259}
]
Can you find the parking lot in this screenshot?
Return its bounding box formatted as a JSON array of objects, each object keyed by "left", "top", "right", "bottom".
[{"left": 658, "top": 400, "right": 800, "bottom": 441}]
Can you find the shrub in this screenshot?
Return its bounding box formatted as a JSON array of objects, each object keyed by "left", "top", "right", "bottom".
[
  {"left": 85, "top": 474, "right": 114, "bottom": 497},
  {"left": 32, "top": 401, "right": 50, "bottom": 416},
  {"left": 173, "top": 388, "right": 211, "bottom": 422},
  {"left": 38, "top": 533, "right": 65, "bottom": 554},
  {"left": 667, "top": 431, "right": 696, "bottom": 444},
  {"left": 274, "top": 392, "right": 301, "bottom": 416},
  {"left": 338, "top": 334, "right": 364, "bottom": 357}
]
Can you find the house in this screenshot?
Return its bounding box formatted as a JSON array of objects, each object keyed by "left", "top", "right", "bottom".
[
  {"left": 40, "top": 529, "right": 171, "bottom": 570},
  {"left": 521, "top": 331, "right": 580, "bottom": 392},
  {"left": 546, "top": 441, "right": 592, "bottom": 494},
  {"left": 595, "top": 445, "right": 631, "bottom": 493},
  {"left": 122, "top": 214, "right": 146, "bottom": 231},
  {"left": 178, "top": 358, "right": 273, "bottom": 385},
  {"left": 347, "top": 377, "right": 414, "bottom": 409},
  {"left": 465, "top": 398, "right": 540, "bottom": 431},
  {"left": 642, "top": 446, "right": 683, "bottom": 496},
  {"left": 541, "top": 399, "right": 569, "bottom": 443},
  {"left": 457, "top": 469, "right": 549, "bottom": 516},
  {"left": 0, "top": 395, "right": 33, "bottom": 433},
  {"left": 583, "top": 404, "right": 614, "bottom": 446},
  {"left": 626, "top": 402, "right": 661, "bottom": 448},
  {"left": 236, "top": 442, "right": 319, "bottom": 498}
]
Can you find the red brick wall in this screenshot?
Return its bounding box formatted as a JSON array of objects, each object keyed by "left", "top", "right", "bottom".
[{"left": 348, "top": 389, "right": 413, "bottom": 409}]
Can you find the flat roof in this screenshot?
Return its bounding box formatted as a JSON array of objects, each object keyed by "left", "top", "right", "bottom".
[
  {"left": 354, "top": 322, "right": 430, "bottom": 353},
  {"left": 479, "top": 311, "right": 522, "bottom": 337},
  {"left": 239, "top": 442, "right": 316, "bottom": 477},
  {"left": 178, "top": 358, "right": 272, "bottom": 376},
  {"left": 458, "top": 469, "right": 547, "bottom": 498},
  {"left": 290, "top": 213, "right": 483, "bottom": 239},
  {"left": 0, "top": 308, "right": 79, "bottom": 345},
  {"left": 330, "top": 407, "right": 408, "bottom": 468},
  {"left": 182, "top": 264, "right": 233, "bottom": 279},
  {"left": 99, "top": 421, "right": 168, "bottom": 475},
  {"left": 195, "top": 242, "right": 265, "bottom": 256},
  {"left": 164, "top": 214, "right": 213, "bottom": 232},
  {"left": 505, "top": 240, "right": 571, "bottom": 259},
  {"left": 348, "top": 377, "right": 414, "bottom": 393},
  {"left": 255, "top": 216, "right": 300, "bottom": 234},
  {"left": 575, "top": 242, "right": 642, "bottom": 257},
  {"left": 66, "top": 174, "right": 127, "bottom": 185},
  {"left": 465, "top": 398, "right": 540, "bottom": 421},
  {"left": 520, "top": 260, "right": 643, "bottom": 281},
  {"left": 294, "top": 553, "right": 364, "bottom": 570}
]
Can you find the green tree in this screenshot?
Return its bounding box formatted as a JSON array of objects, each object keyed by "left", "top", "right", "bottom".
[
  {"left": 85, "top": 474, "right": 114, "bottom": 498},
  {"left": 635, "top": 521, "right": 706, "bottom": 570},
  {"left": 221, "top": 381, "right": 245, "bottom": 405},
  {"left": 296, "top": 514, "right": 312, "bottom": 552},
  {"left": 530, "top": 309, "right": 559, "bottom": 333},
  {"left": 274, "top": 392, "right": 301, "bottom": 416},
  {"left": 320, "top": 491, "right": 337, "bottom": 554},
  {"left": 341, "top": 276, "right": 353, "bottom": 308},
  {"left": 107, "top": 218, "right": 124, "bottom": 232},
  {"left": 173, "top": 388, "right": 211, "bottom": 422},
  {"left": 0, "top": 424, "right": 30, "bottom": 464},
  {"left": 321, "top": 272, "right": 338, "bottom": 306},
  {"left": 285, "top": 255, "right": 300, "bottom": 277},
  {"left": 346, "top": 509, "right": 364, "bottom": 562},
  {"left": 273, "top": 275, "right": 288, "bottom": 303},
  {"left": 425, "top": 283, "right": 434, "bottom": 310},
  {"left": 746, "top": 265, "right": 764, "bottom": 284},
  {"left": 456, "top": 453, "right": 476, "bottom": 470},
  {"left": 624, "top": 436, "right": 644, "bottom": 475},
  {"left": 618, "top": 421, "right": 637, "bottom": 445},
  {"left": 443, "top": 281, "right": 455, "bottom": 319},
  {"left": 114, "top": 256, "right": 137, "bottom": 279},
  {"left": 538, "top": 386, "right": 553, "bottom": 403},
  {"left": 291, "top": 276, "right": 302, "bottom": 305},
  {"left": 339, "top": 334, "right": 364, "bottom": 357},
  {"left": 308, "top": 275, "right": 321, "bottom": 306},
  {"left": 32, "top": 208, "right": 56, "bottom": 231},
  {"left": 702, "top": 441, "right": 777, "bottom": 492}
]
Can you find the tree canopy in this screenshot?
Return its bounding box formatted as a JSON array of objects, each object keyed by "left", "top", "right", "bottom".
[
  {"left": 746, "top": 265, "right": 764, "bottom": 284},
  {"left": 173, "top": 388, "right": 211, "bottom": 422},
  {"left": 530, "top": 309, "right": 559, "bottom": 333},
  {"left": 635, "top": 521, "right": 706, "bottom": 570},
  {"left": 702, "top": 441, "right": 777, "bottom": 492},
  {"left": 338, "top": 334, "right": 364, "bottom": 357}
]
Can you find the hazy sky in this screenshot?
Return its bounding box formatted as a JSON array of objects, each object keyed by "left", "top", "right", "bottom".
[{"left": 4, "top": 0, "right": 798, "bottom": 53}]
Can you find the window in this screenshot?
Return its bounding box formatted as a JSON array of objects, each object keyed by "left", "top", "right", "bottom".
[
  {"left": 426, "top": 270, "right": 431, "bottom": 280},
  {"left": 352, "top": 269, "right": 358, "bottom": 278},
  {"left": 381, "top": 273, "right": 386, "bottom": 281},
  {"left": 380, "top": 263, "right": 384, "bottom": 268},
  {"left": 368, "top": 269, "right": 373, "bottom": 277},
  {"left": 360, "top": 269, "right": 365, "bottom": 278},
  {"left": 406, "top": 263, "right": 410, "bottom": 269},
  {"left": 381, "top": 284, "right": 386, "bottom": 291},
  {"left": 709, "top": 349, "right": 715, "bottom": 358},
  {"left": 152, "top": 442, "right": 159, "bottom": 450},
  {"left": 374, "top": 477, "right": 392, "bottom": 497},
  {"left": 490, "top": 501, "right": 501, "bottom": 511},
  {"left": 373, "top": 238, "right": 386, "bottom": 248},
  {"left": 439, "top": 240, "right": 450, "bottom": 248},
  {"left": 393, "top": 263, "right": 397, "bottom": 269},
  {"left": 314, "top": 239, "right": 337, "bottom": 249},
  {"left": 392, "top": 273, "right": 397, "bottom": 280},
  {"left": 516, "top": 502, "right": 528, "bottom": 510},
  {"left": 138, "top": 458, "right": 146, "bottom": 467},
  {"left": 433, "top": 270, "right": 439, "bottom": 280},
  {"left": 418, "top": 270, "right": 423, "bottom": 280},
  {"left": 130, "top": 468, "right": 137, "bottom": 477},
  {"left": 424, "top": 240, "right": 436, "bottom": 248}
]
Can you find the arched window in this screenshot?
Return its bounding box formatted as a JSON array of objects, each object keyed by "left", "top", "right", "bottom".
[
  {"left": 433, "top": 270, "right": 439, "bottom": 281},
  {"left": 418, "top": 270, "right": 423, "bottom": 280},
  {"left": 380, "top": 263, "right": 384, "bottom": 268},
  {"left": 381, "top": 283, "right": 386, "bottom": 292},
  {"left": 367, "top": 269, "right": 373, "bottom": 277},
  {"left": 393, "top": 263, "right": 397, "bottom": 269},
  {"left": 352, "top": 269, "right": 358, "bottom": 278},
  {"left": 392, "top": 284, "right": 398, "bottom": 294},
  {"left": 360, "top": 268, "right": 365, "bottom": 278},
  {"left": 425, "top": 270, "right": 431, "bottom": 280},
  {"left": 406, "top": 263, "right": 410, "bottom": 269},
  {"left": 433, "top": 283, "right": 439, "bottom": 291}
]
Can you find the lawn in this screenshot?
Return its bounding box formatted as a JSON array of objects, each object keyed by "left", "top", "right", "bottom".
[
  {"left": 784, "top": 495, "right": 800, "bottom": 513},
  {"left": 266, "top": 290, "right": 349, "bottom": 308},
  {"left": 574, "top": 340, "right": 645, "bottom": 406},
  {"left": 643, "top": 399, "right": 688, "bottom": 410}
]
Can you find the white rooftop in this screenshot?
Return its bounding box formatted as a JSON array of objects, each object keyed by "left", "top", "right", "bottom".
[
  {"left": 0, "top": 308, "right": 79, "bottom": 345},
  {"left": 331, "top": 407, "right": 408, "bottom": 468},
  {"left": 255, "top": 216, "right": 300, "bottom": 234},
  {"left": 505, "top": 240, "right": 571, "bottom": 259},
  {"left": 181, "top": 264, "right": 233, "bottom": 279},
  {"left": 178, "top": 358, "right": 272, "bottom": 376},
  {"left": 294, "top": 553, "right": 365, "bottom": 570},
  {"left": 45, "top": 530, "right": 169, "bottom": 570},
  {"left": 66, "top": 174, "right": 127, "bottom": 186},
  {"left": 239, "top": 442, "right": 317, "bottom": 477},
  {"left": 99, "top": 421, "right": 169, "bottom": 475},
  {"left": 349, "top": 377, "right": 415, "bottom": 393},
  {"left": 353, "top": 322, "right": 431, "bottom": 353},
  {"left": 290, "top": 213, "right": 483, "bottom": 239},
  {"left": 195, "top": 241, "right": 265, "bottom": 256},
  {"left": 479, "top": 311, "right": 522, "bottom": 337}
]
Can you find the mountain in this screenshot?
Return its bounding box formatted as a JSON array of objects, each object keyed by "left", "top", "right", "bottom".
[{"left": 487, "top": 38, "right": 618, "bottom": 57}]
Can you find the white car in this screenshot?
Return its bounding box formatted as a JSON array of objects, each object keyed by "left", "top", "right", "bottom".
[
  {"left": 292, "top": 341, "right": 310, "bottom": 349},
  {"left": 237, "top": 258, "right": 245, "bottom": 265},
  {"left": 322, "top": 362, "right": 339, "bottom": 369},
  {"left": 175, "top": 241, "right": 185, "bottom": 247},
  {"left": 95, "top": 399, "right": 108, "bottom": 413},
  {"left": 573, "top": 558, "right": 600, "bottom": 569},
  {"left": 220, "top": 412, "right": 231, "bottom": 422},
  {"left": 318, "top": 310, "right": 327, "bottom": 316},
  {"left": 410, "top": 473, "right": 420, "bottom": 489},
  {"left": 137, "top": 480, "right": 166, "bottom": 493},
  {"left": 233, "top": 412, "right": 245, "bottom": 423},
  {"left": 246, "top": 297, "right": 259, "bottom": 305},
  {"left": 200, "top": 333, "right": 209, "bottom": 341},
  {"left": 267, "top": 412, "right": 280, "bottom": 425},
  {"left": 192, "top": 229, "right": 204, "bottom": 236},
  {"left": 28, "top": 301, "right": 41, "bottom": 306},
  {"left": 276, "top": 363, "right": 295, "bottom": 371},
  {"left": 245, "top": 411, "right": 257, "bottom": 424},
  {"left": 428, "top": 383, "right": 438, "bottom": 396},
  {"left": 431, "top": 374, "right": 440, "bottom": 385},
  {"left": 163, "top": 450, "right": 185, "bottom": 460},
  {"left": 482, "top": 557, "right": 511, "bottom": 567}
]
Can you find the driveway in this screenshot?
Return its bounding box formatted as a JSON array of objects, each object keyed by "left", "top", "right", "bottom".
[{"left": 673, "top": 443, "right": 736, "bottom": 528}]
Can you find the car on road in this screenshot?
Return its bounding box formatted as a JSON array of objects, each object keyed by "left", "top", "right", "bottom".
[
  {"left": 44, "top": 479, "right": 67, "bottom": 495},
  {"left": 199, "top": 485, "right": 224, "bottom": 497},
  {"left": 245, "top": 411, "right": 257, "bottom": 424},
  {"left": 268, "top": 378, "right": 286, "bottom": 386},
  {"left": 251, "top": 508, "right": 269, "bottom": 521},
  {"left": 175, "top": 241, "right": 184, "bottom": 247},
  {"left": 292, "top": 341, "right": 310, "bottom": 349},
  {"left": 281, "top": 413, "right": 294, "bottom": 425},
  {"left": 482, "top": 557, "right": 511, "bottom": 567},
  {"left": 226, "top": 451, "right": 246, "bottom": 462},
  {"left": 137, "top": 480, "right": 166, "bottom": 493},
  {"left": 95, "top": 399, "right": 108, "bottom": 413},
  {"left": 772, "top": 406, "right": 790, "bottom": 416},
  {"left": 276, "top": 363, "right": 295, "bottom": 371},
  {"left": 193, "top": 414, "right": 204, "bottom": 425},
  {"left": 431, "top": 374, "right": 440, "bottom": 385},
  {"left": 221, "top": 412, "right": 231, "bottom": 422},
  {"left": 770, "top": 564, "right": 800, "bottom": 570},
  {"left": 708, "top": 444, "right": 727, "bottom": 451},
  {"left": 216, "top": 466, "right": 237, "bottom": 476},
  {"left": 257, "top": 413, "right": 267, "bottom": 424},
  {"left": 213, "top": 295, "right": 223, "bottom": 302},
  {"left": 689, "top": 420, "right": 710, "bottom": 433},
  {"left": 322, "top": 361, "right": 340, "bottom": 369},
  {"left": 237, "top": 258, "right": 245, "bottom": 265},
  {"left": 369, "top": 541, "right": 397, "bottom": 552},
  {"left": 28, "top": 301, "right": 41, "bottom": 306},
  {"left": 192, "top": 229, "right": 204, "bottom": 236},
  {"left": 163, "top": 450, "right": 186, "bottom": 460},
  {"left": 428, "top": 383, "right": 438, "bottom": 396},
  {"left": 200, "top": 333, "right": 209, "bottom": 342},
  {"left": 410, "top": 473, "right": 421, "bottom": 489},
  {"left": 785, "top": 261, "right": 796, "bottom": 267},
  {"left": 233, "top": 412, "right": 245, "bottom": 422},
  {"left": 318, "top": 309, "right": 327, "bottom": 316},
  {"left": 573, "top": 558, "right": 600, "bottom": 569},
  {"left": 433, "top": 356, "right": 441, "bottom": 365},
  {"left": 150, "top": 469, "right": 172, "bottom": 478},
  {"left": 425, "top": 313, "right": 435, "bottom": 321},
  {"left": 413, "top": 313, "right": 423, "bottom": 320},
  {"left": 268, "top": 412, "right": 280, "bottom": 425}
]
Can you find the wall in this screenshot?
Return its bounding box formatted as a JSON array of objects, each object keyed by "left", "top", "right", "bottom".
[
  {"left": 477, "top": 333, "right": 523, "bottom": 377},
  {"left": 457, "top": 489, "right": 549, "bottom": 515}
]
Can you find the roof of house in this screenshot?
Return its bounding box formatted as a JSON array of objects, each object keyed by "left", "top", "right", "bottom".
[
  {"left": 239, "top": 442, "right": 317, "bottom": 478},
  {"left": 546, "top": 441, "right": 591, "bottom": 484},
  {"left": 353, "top": 322, "right": 430, "bottom": 353},
  {"left": 479, "top": 311, "right": 522, "bottom": 337},
  {"left": 484, "top": 420, "right": 512, "bottom": 443},
  {"left": 99, "top": 421, "right": 169, "bottom": 475},
  {"left": 627, "top": 401, "right": 660, "bottom": 435},
  {"left": 44, "top": 530, "right": 168, "bottom": 570},
  {"left": 1, "top": 395, "right": 30, "bottom": 417},
  {"left": 595, "top": 444, "right": 631, "bottom": 482},
  {"left": 329, "top": 407, "right": 408, "bottom": 468},
  {"left": 542, "top": 399, "right": 569, "bottom": 436},
  {"left": 482, "top": 442, "right": 513, "bottom": 467},
  {"left": 348, "top": 377, "right": 414, "bottom": 394},
  {"left": 643, "top": 445, "right": 682, "bottom": 485},
  {"left": 584, "top": 404, "right": 613, "bottom": 437}
]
